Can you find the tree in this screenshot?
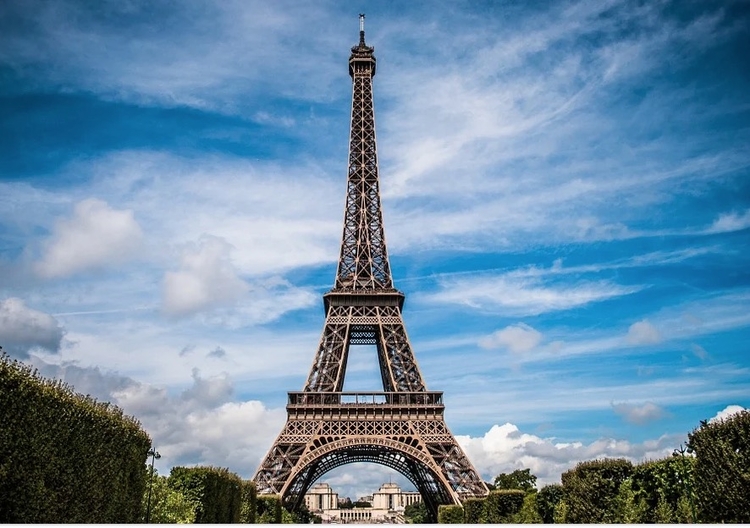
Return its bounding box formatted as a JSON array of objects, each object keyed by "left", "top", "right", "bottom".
[
  {"left": 493, "top": 468, "right": 537, "bottom": 493},
  {"left": 142, "top": 473, "right": 196, "bottom": 524},
  {"left": 613, "top": 478, "right": 647, "bottom": 523},
  {"left": 514, "top": 492, "right": 542, "bottom": 523},
  {"left": 561, "top": 458, "right": 633, "bottom": 523},
  {"left": 536, "top": 484, "right": 563, "bottom": 524},
  {"left": 404, "top": 501, "right": 428, "bottom": 524},
  {"left": 687, "top": 410, "right": 750, "bottom": 523}
]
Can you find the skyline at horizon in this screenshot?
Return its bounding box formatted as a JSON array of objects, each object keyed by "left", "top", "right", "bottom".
[{"left": 1, "top": 0, "right": 749, "bottom": 500}]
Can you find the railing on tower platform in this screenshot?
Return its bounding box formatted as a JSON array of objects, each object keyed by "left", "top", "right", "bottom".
[{"left": 288, "top": 391, "right": 444, "bottom": 407}]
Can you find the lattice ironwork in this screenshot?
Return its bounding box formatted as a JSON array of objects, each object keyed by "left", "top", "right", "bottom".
[{"left": 252, "top": 15, "right": 488, "bottom": 522}]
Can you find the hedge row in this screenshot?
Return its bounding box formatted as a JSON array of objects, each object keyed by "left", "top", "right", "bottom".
[
  {"left": 168, "top": 466, "right": 244, "bottom": 523},
  {"left": 0, "top": 351, "right": 151, "bottom": 523},
  {"left": 688, "top": 409, "right": 750, "bottom": 523},
  {"left": 256, "top": 494, "right": 283, "bottom": 524},
  {"left": 437, "top": 490, "right": 526, "bottom": 523}
]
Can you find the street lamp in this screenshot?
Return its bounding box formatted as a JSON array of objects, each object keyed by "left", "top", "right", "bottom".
[{"left": 146, "top": 447, "right": 161, "bottom": 524}]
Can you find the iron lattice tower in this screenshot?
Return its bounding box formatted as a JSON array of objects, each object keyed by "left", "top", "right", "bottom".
[{"left": 252, "top": 16, "right": 488, "bottom": 520}]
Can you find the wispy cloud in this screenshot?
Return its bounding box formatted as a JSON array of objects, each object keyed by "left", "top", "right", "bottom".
[{"left": 424, "top": 272, "right": 640, "bottom": 316}]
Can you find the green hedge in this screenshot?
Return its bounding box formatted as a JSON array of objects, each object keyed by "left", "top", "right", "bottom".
[
  {"left": 536, "top": 484, "right": 563, "bottom": 523},
  {"left": 561, "top": 458, "right": 633, "bottom": 523},
  {"left": 256, "top": 494, "right": 283, "bottom": 524},
  {"left": 463, "top": 497, "right": 485, "bottom": 523},
  {"left": 240, "top": 480, "right": 257, "bottom": 523},
  {"left": 483, "top": 489, "right": 525, "bottom": 523},
  {"left": 0, "top": 351, "right": 151, "bottom": 523},
  {"left": 437, "top": 504, "right": 464, "bottom": 523},
  {"left": 168, "top": 466, "right": 243, "bottom": 523},
  {"left": 688, "top": 410, "right": 750, "bottom": 523}
]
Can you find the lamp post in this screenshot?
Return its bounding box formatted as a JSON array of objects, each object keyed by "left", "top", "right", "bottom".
[{"left": 146, "top": 447, "right": 161, "bottom": 524}]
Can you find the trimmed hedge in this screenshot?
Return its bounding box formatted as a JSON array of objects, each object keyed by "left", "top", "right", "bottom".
[
  {"left": 483, "top": 489, "right": 525, "bottom": 523},
  {"left": 629, "top": 455, "right": 694, "bottom": 523},
  {"left": 437, "top": 504, "right": 464, "bottom": 523},
  {"left": 536, "top": 484, "right": 563, "bottom": 523},
  {"left": 561, "top": 458, "right": 633, "bottom": 523},
  {"left": 256, "top": 494, "right": 283, "bottom": 524},
  {"left": 0, "top": 351, "right": 151, "bottom": 523},
  {"left": 463, "top": 497, "right": 485, "bottom": 523},
  {"left": 168, "top": 466, "right": 243, "bottom": 523},
  {"left": 688, "top": 410, "right": 750, "bottom": 523},
  {"left": 240, "top": 480, "right": 257, "bottom": 523}
]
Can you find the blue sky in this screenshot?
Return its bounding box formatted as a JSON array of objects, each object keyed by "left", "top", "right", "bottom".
[{"left": 1, "top": 0, "right": 749, "bottom": 500}]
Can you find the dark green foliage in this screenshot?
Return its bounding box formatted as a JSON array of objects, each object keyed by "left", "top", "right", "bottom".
[
  {"left": 239, "top": 480, "right": 257, "bottom": 523},
  {"left": 536, "top": 484, "right": 563, "bottom": 523},
  {"left": 168, "top": 466, "right": 243, "bottom": 523},
  {"left": 629, "top": 455, "right": 694, "bottom": 523},
  {"left": 560, "top": 458, "right": 633, "bottom": 523},
  {"left": 0, "top": 351, "right": 151, "bottom": 523},
  {"left": 256, "top": 494, "right": 283, "bottom": 524},
  {"left": 493, "top": 468, "right": 537, "bottom": 492},
  {"left": 463, "top": 497, "right": 485, "bottom": 523},
  {"left": 404, "top": 500, "right": 428, "bottom": 524},
  {"left": 483, "top": 489, "right": 526, "bottom": 523},
  {"left": 687, "top": 410, "right": 750, "bottom": 523},
  {"left": 437, "top": 504, "right": 464, "bottom": 523}
]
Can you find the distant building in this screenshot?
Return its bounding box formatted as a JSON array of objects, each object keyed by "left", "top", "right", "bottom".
[
  {"left": 304, "top": 482, "right": 421, "bottom": 524},
  {"left": 305, "top": 483, "right": 339, "bottom": 512}
]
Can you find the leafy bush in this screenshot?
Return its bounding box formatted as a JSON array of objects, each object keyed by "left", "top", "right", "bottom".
[
  {"left": 256, "top": 494, "right": 283, "bottom": 524},
  {"left": 404, "top": 500, "right": 428, "bottom": 524},
  {"left": 239, "top": 480, "right": 257, "bottom": 523},
  {"left": 560, "top": 458, "right": 633, "bottom": 523},
  {"left": 483, "top": 490, "right": 525, "bottom": 523},
  {"left": 463, "top": 497, "right": 485, "bottom": 523},
  {"left": 0, "top": 351, "right": 151, "bottom": 523},
  {"left": 514, "top": 492, "right": 542, "bottom": 523},
  {"left": 613, "top": 478, "right": 647, "bottom": 523},
  {"left": 628, "top": 455, "right": 694, "bottom": 523},
  {"left": 143, "top": 472, "right": 196, "bottom": 523},
  {"left": 536, "top": 484, "right": 563, "bottom": 523},
  {"left": 687, "top": 410, "right": 750, "bottom": 523},
  {"left": 168, "top": 466, "right": 243, "bottom": 523},
  {"left": 437, "top": 504, "right": 464, "bottom": 524}
]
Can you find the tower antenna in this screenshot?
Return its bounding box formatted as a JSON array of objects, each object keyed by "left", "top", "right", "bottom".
[{"left": 359, "top": 13, "right": 366, "bottom": 45}]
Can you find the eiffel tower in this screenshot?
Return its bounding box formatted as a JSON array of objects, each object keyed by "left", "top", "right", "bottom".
[{"left": 252, "top": 15, "right": 488, "bottom": 520}]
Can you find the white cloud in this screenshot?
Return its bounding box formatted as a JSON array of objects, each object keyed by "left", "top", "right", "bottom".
[
  {"left": 0, "top": 298, "right": 64, "bottom": 358},
  {"left": 709, "top": 404, "right": 746, "bottom": 424},
  {"left": 457, "top": 422, "right": 680, "bottom": 486},
  {"left": 30, "top": 357, "right": 285, "bottom": 480},
  {"left": 34, "top": 198, "right": 142, "bottom": 278},
  {"left": 626, "top": 319, "right": 662, "bottom": 345},
  {"left": 427, "top": 274, "right": 640, "bottom": 316},
  {"left": 612, "top": 401, "right": 667, "bottom": 425},
  {"left": 706, "top": 209, "right": 750, "bottom": 234},
  {"left": 162, "top": 236, "right": 248, "bottom": 316},
  {"left": 691, "top": 343, "right": 708, "bottom": 360},
  {"left": 479, "top": 323, "right": 542, "bottom": 353},
  {"left": 113, "top": 371, "right": 286, "bottom": 480}
]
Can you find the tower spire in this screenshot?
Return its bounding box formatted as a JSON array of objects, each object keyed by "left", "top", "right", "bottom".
[{"left": 359, "top": 13, "right": 366, "bottom": 46}]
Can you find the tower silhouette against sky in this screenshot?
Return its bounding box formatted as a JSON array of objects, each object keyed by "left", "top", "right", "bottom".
[{"left": 252, "top": 16, "right": 488, "bottom": 520}]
